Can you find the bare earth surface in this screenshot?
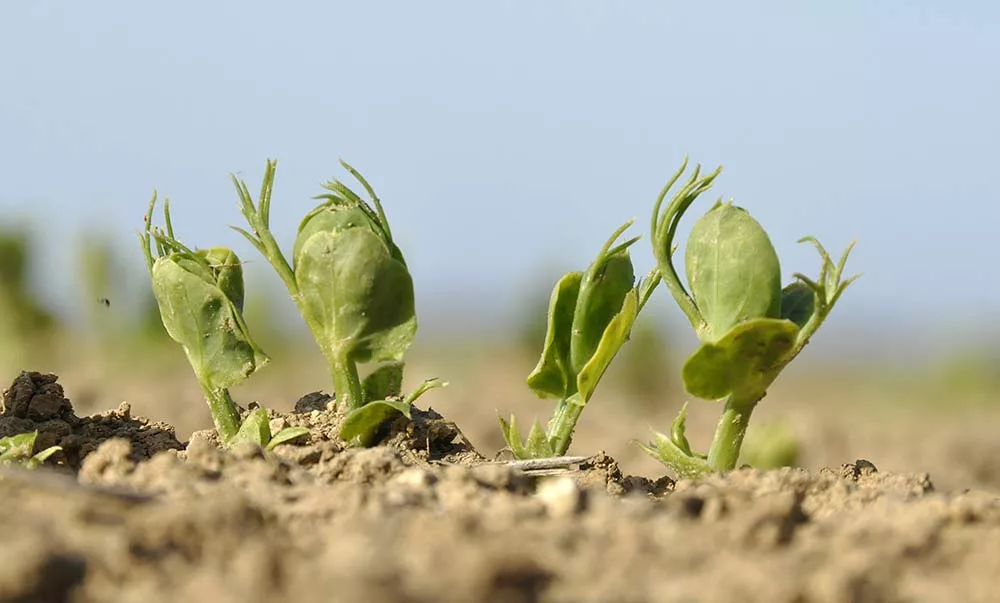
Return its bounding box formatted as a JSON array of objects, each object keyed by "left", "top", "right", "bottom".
[{"left": 2, "top": 370, "right": 999, "bottom": 603}]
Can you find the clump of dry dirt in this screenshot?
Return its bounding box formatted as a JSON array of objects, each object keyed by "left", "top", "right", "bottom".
[
  {"left": 1, "top": 371, "right": 183, "bottom": 470},
  {"left": 1, "top": 370, "right": 998, "bottom": 603}
]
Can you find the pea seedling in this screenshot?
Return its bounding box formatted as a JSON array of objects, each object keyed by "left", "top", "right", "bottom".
[
  {"left": 232, "top": 161, "right": 443, "bottom": 445},
  {"left": 640, "top": 158, "right": 858, "bottom": 477},
  {"left": 140, "top": 195, "right": 308, "bottom": 448},
  {"left": 500, "top": 220, "right": 660, "bottom": 458}
]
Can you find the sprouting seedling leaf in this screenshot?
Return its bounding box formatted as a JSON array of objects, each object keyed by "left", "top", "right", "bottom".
[
  {"left": 231, "top": 408, "right": 271, "bottom": 448},
  {"left": 140, "top": 191, "right": 270, "bottom": 443},
  {"left": 779, "top": 282, "right": 814, "bottom": 329},
  {"left": 291, "top": 166, "right": 417, "bottom": 411},
  {"left": 230, "top": 160, "right": 441, "bottom": 445},
  {"left": 642, "top": 157, "right": 858, "bottom": 477},
  {"left": 507, "top": 219, "right": 655, "bottom": 459},
  {"left": 576, "top": 288, "right": 638, "bottom": 402},
  {"left": 363, "top": 361, "right": 405, "bottom": 401},
  {"left": 636, "top": 429, "right": 710, "bottom": 480},
  {"left": 230, "top": 408, "right": 310, "bottom": 451},
  {"left": 267, "top": 426, "right": 310, "bottom": 450},
  {"left": 339, "top": 399, "right": 413, "bottom": 447},
  {"left": 339, "top": 378, "right": 448, "bottom": 446},
  {"left": 525, "top": 272, "right": 582, "bottom": 400},
  {"left": 669, "top": 402, "right": 696, "bottom": 457},
  {"left": 499, "top": 415, "right": 554, "bottom": 460},
  {"left": 684, "top": 202, "right": 783, "bottom": 342},
  {"left": 0, "top": 431, "right": 61, "bottom": 469},
  {"left": 681, "top": 318, "right": 799, "bottom": 401}
]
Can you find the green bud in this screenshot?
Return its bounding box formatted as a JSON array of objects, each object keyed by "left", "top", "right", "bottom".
[
  {"left": 200, "top": 247, "right": 246, "bottom": 312},
  {"left": 685, "top": 202, "right": 782, "bottom": 342},
  {"left": 527, "top": 220, "right": 641, "bottom": 403},
  {"left": 293, "top": 209, "right": 416, "bottom": 366},
  {"left": 288, "top": 165, "right": 417, "bottom": 411},
  {"left": 571, "top": 252, "right": 636, "bottom": 375},
  {"left": 150, "top": 246, "right": 267, "bottom": 389},
  {"left": 511, "top": 220, "right": 655, "bottom": 458}
]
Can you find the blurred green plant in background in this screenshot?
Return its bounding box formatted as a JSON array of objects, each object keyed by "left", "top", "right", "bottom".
[
  {"left": 738, "top": 420, "right": 800, "bottom": 469},
  {"left": 0, "top": 226, "right": 56, "bottom": 370},
  {"left": 611, "top": 320, "right": 674, "bottom": 408}
]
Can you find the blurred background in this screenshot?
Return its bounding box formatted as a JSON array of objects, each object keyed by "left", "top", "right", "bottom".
[{"left": 1, "top": 2, "right": 998, "bottom": 489}]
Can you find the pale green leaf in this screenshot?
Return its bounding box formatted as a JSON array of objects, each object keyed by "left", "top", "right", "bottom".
[
  {"left": 681, "top": 318, "right": 799, "bottom": 400},
  {"left": 526, "top": 272, "right": 582, "bottom": 399},
  {"left": 685, "top": 203, "right": 782, "bottom": 341}
]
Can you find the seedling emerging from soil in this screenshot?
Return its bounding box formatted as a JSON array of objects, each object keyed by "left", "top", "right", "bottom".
[
  {"left": 233, "top": 161, "right": 442, "bottom": 445},
  {"left": 140, "top": 195, "right": 307, "bottom": 447},
  {"left": 0, "top": 431, "right": 60, "bottom": 468},
  {"left": 501, "top": 220, "right": 660, "bottom": 458},
  {"left": 641, "top": 158, "right": 858, "bottom": 478}
]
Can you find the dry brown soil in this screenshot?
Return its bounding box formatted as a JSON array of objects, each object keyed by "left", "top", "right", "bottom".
[{"left": 2, "top": 370, "right": 999, "bottom": 603}]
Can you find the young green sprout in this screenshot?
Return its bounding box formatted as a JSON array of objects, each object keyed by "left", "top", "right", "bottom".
[
  {"left": 500, "top": 220, "right": 660, "bottom": 459},
  {"left": 640, "top": 158, "right": 859, "bottom": 478},
  {"left": 140, "top": 195, "right": 307, "bottom": 449},
  {"left": 0, "top": 431, "right": 61, "bottom": 469},
  {"left": 232, "top": 161, "right": 443, "bottom": 445}
]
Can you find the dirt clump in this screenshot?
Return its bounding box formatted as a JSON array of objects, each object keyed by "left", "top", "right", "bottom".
[{"left": 1, "top": 371, "right": 183, "bottom": 470}]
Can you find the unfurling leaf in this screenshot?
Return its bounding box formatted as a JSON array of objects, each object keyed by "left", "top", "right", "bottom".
[
  {"left": 526, "top": 272, "right": 582, "bottom": 399},
  {"left": 681, "top": 318, "right": 799, "bottom": 400}
]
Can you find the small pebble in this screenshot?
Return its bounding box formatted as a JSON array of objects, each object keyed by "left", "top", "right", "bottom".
[{"left": 535, "top": 476, "right": 582, "bottom": 518}]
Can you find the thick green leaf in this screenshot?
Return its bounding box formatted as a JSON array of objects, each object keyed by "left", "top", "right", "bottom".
[
  {"left": 231, "top": 407, "right": 272, "bottom": 448},
  {"left": 293, "top": 206, "right": 382, "bottom": 270},
  {"left": 571, "top": 252, "right": 636, "bottom": 374},
  {"left": 526, "top": 272, "right": 582, "bottom": 399},
  {"left": 295, "top": 227, "right": 416, "bottom": 364},
  {"left": 685, "top": 203, "right": 782, "bottom": 342},
  {"left": 576, "top": 288, "right": 638, "bottom": 403},
  {"left": 779, "top": 282, "right": 815, "bottom": 329},
  {"left": 267, "top": 427, "right": 310, "bottom": 450},
  {"left": 151, "top": 256, "right": 268, "bottom": 389},
  {"left": 681, "top": 317, "right": 799, "bottom": 400},
  {"left": 363, "top": 361, "right": 405, "bottom": 402},
  {"left": 339, "top": 399, "right": 413, "bottom": 446}
]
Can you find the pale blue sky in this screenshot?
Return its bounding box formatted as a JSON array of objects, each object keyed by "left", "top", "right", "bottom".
[{"left": 2, "top": 2, "right": 998, "bottom": 354}]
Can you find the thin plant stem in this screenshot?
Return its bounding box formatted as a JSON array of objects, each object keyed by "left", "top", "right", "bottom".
[
  {"left": 199, "top": 382, "right": 241, "bottom": 442},
  {"left": 706, "top": 392, "right": 761, "bottom": 470},
  {"left": 546, "top": 393, "right": 585, "bottom": 455},
  {"left": 329, "top": 351, "right": 364, "bottom": 410}
]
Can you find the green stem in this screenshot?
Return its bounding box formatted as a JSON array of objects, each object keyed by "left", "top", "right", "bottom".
[
  {"left": 199, "top": 382, "right": 241, "bottom": 443},
  {"left": 706, "top": 393, "right": 759, "bottom": 471},
  {"left": 546, "top": 392, "right": 585, "bottom": 456},
  {"left": 330, "top": 351, "right": 364, "bottom": 411}
]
